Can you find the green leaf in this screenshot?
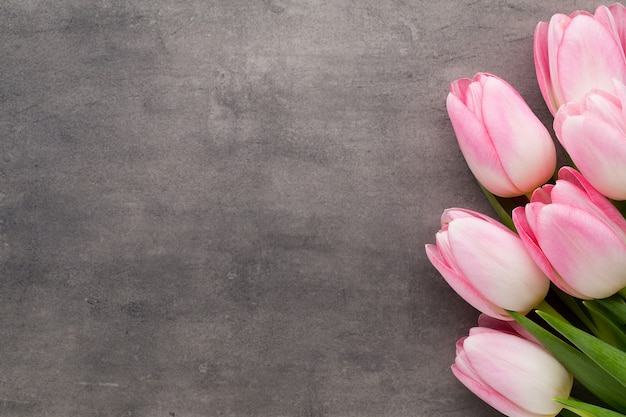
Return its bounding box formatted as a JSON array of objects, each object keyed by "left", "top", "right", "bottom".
[
  {"left": 478, "top": 184, "right": 516, "bottom": 231},
  {"left": 595, "top": 296, "right": 626, "bottom": 327},
  {"left": 557, "top": 398, "right": 626, "bottom": 417},
  {"left": 509, "top": 311, "right": 626, "bottom": 412},
  {"left": 583, "top": 300, "right": 626, "bottom": 350},
  {"left": 553, "top": 287, "right": 598, "bottom": 335},
  {"left": 537, "top": 311, "right": 626, "bottom": 389},
  {"left": 559, "top": 409, "right": 582, "bottom": 417}
]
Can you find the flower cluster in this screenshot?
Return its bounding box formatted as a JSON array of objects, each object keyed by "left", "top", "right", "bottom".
[{"left": 426, "top": 4, "right": 626, "bottom": 417}]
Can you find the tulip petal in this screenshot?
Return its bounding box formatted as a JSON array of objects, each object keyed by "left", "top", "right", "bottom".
[
  {"left": 557, "top": 14, "right": 626, "bottom": 104},
  {"left": 578, "top": 88, "right": 626, "bottom": 130},
  {"left": 557, "top": 167, "right": 626, "bottom": 231},
  {"left": 425, "top": 244, "right": 508, "bottom": 320},
  {"left": 446, "top": 92, "right": 518, "bottom": 197},
  {"left": 477, "top": 314, "right": 541, "bottom": 345},
  {"left": 535, "top": 204, "right": 626, "bottom": 299},
  {"left": 481, "top": 76, "right": 555, "bottom": 192},
  {"left": 452, "top": 363, "right": 540, "bottom": 417},
  {"left": 477, "top": 314, "right": 515, "bottom": 334},
  {"left": 512, "top": 206, "right": 586, "bottom": 298},
  {"left": 530, "top": 184, "right": 554, "bottom": 204},
  {"left": 559, "top": 115, "right": 626, "bottom": 200},
  {"left": 596, "top": 4, "right": 626, "bottom": 52},
  {"left": 548, "top": 176, "right": 625, "bottom": 232},
  {"left": 450, "top": 78, "right": 472, "bottom": 102},
  {"left": 463, "top": 332, "right": 572, "bottom": 416},
  {"left": 609, "top": 3, "right": 626, "bottom": 49},
  {"left": 468, "top": 326, "right": 504, "bottom": 338},
  {"left": 534, "top": 22, "right": 559, "bottom": 114},
  {"left": 547, "top": 14, "right": 571, "bottom": 111},
  {"left": 441, "top": 207, "right": 513, "bottom": 232},
  {"left": 614, "top": 79, "right": 626, "bottom": 121},
  {"left": 510, "top": 207, "right": 544, "bottom": 270},
  {"left": 447, "top": 217, "right": 549, "bottom": 313}
]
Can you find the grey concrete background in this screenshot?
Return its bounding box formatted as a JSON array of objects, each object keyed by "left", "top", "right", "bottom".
[{"left": 0, "top": 1, "right": 607, "bottom": 416}]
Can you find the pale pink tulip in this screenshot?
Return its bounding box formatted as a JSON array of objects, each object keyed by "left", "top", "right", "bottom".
[
  {"left": 534, "top": 4, "right": 626, "bottom": 114},
  {"left": 425, "top": 208, "right": 549, "bottom": 320},
  {"left": 554, "top": 80, "right": 626, "bottom": 200},
  {"left": 513, "top": 167, "right": 626, "bottom": 299},
  {"left": 447, "top": 73, "right": 556, "bottom": 197},
  {"left": 453, "top": 327, "right": 573, "bottom": 417}
]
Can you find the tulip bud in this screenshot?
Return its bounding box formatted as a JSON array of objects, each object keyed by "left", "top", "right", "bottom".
[
  {"left": 534, "top": 4, "right": 626, "bottom": 114},
  {"left": 513, "top": 167, "right": 626, "bottom": 299},
  {"left": 554, "top": 80, "right": 626, "bottom": 200},
  {"left": 453, "top": 327, "right": 573, "bottom": 417},
  {"left": 425, "top": 208, "right": 549, "bottom": 320},
  {"left": 447, "top": 73, "right": 556, "bottom": 197}
]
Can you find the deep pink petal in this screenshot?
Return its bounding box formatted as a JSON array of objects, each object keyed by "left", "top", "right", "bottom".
[
  {"left": 558, "top": 167, "right": 626, "bottom": 231},
  {"left": 450, "top": 78, "right": 472, "bottom": 100},
  {"left": 551, "top": 169, "right": 625, "bottom": 225},
  {"left": 548, "top": 14, "right": 571, "bottom": 110},
  {"left": 530, "top": 184, "right": 554, "bottom": 204},
  {"left": 511, "top": 207, "right": 552, "bottom": 277},
  {"left": 512, "top": 206, "right": 585, "bottom": 298},
  {"left": 534, "top": 22, "right": 558, "bottom": 114},
  {"left": 535, "top": 204, "right": 626, "bottom": 298}
]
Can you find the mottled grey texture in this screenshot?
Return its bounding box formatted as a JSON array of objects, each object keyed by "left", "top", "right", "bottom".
[{"left": 0, "top": 1, "right": 603, "bottom": 416}]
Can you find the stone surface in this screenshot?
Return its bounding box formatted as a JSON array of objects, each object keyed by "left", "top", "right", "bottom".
[{"left": 0, "top": 1, "right": 603, "bottom": 416}]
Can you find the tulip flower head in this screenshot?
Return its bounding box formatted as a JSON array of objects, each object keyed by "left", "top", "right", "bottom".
[
  {"left": 554, "top": 80, "right": 626, "bottom": 200},
  {"left": 447, "top": 73, "right": 556, "bottom": 197},
  {"left": 425, "top": 208, "right": 549, "bottom": 320},
  {"left": 513, "top": 167, "right": 626, "bottom": 299},
  {"left": 454, "top": 327, "right": 573, "bottom": 417},
  {"left": 534, "top": 3, "right": 626, "bottom": 114}
]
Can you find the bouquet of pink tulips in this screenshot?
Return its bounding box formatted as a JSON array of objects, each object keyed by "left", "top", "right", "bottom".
[{"left": 426, "top": 4, "right": 626, "bottom": 417}]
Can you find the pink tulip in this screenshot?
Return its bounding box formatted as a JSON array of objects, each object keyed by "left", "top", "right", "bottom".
[
  {"left": 513, "top": 167, "right": 626, "bottom": 299},
  {"left": 477, "top": 314, "right": 539, "bottom": 345},
  {"left": 453, "top": 327, "right": 573, "bottom": 417},
  {"left": 447, "top": 73, "right": 556, "bottom": 197},
  {"left": 554, "top": 80, "right": 626, "bottom": 200},
  {"left": 534, "top": 3, "right": 626, "bottom": 114},
  {"left": 425, "top": 208, "right": 549, "bottom": 321}
]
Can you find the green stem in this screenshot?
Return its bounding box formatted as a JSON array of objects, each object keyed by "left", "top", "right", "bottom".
[
  {"left": 479, "top": 184, "right": 516, "bottom": 232},
  {"left": 552, "top": 286, "right": 599, "bottom": 335}
]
